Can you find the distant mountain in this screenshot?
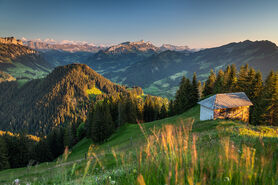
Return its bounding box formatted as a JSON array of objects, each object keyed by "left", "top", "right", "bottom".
[
  {"left": 85, "top": 40, "right": 160, "bottom": 76},
  {"left": 160, "top": 44, "right": 190, "bottom": 51},
  {"left": 108, "top": 40, "right": 278, "bottom": 98},
  {"left": 104, "top": 40, "right": 160, "bottom": 55},
  {"left": 0, "top": 37, "right": 51, "bottom": 80},
  {"left": 24, "top": 40, "right": 106, "bottom": 53},
  {"left": 0, "top": 64, "right": 132, "bottom": 135}
]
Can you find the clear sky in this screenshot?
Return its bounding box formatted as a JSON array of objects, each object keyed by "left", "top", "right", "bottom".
[{"left": 0, "top": 0, "right": 278, "bottom": 48}]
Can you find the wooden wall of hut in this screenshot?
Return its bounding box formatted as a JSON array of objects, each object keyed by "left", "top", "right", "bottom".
[{"left": 214, "top": 106, "right": 250, "bottom": 122}]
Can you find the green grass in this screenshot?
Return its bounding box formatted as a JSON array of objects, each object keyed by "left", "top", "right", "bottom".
[{"left": 1, "top": 105, "right": 278, "bottom": 184}]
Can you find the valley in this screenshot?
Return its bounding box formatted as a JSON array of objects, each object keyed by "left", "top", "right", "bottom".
[{"left": 22, "top": 39, "right": 278, "bottom": 98}]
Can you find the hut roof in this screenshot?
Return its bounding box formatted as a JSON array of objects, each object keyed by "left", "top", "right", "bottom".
[{"left": 198, "top": 92, "right": 253, "bottom": 109}]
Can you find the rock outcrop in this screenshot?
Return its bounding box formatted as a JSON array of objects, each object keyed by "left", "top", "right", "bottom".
[{"left": 0, "top": 37, "right": 23, "bottom": 45}]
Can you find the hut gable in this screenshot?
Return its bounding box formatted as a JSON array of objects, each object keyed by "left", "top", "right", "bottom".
[{"left": 198, "top": 92, "right": 253, "bottom": 122}]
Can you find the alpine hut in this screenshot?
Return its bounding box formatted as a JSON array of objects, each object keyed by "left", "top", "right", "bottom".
[{"left": 198, "top": 92, "right": 253, "bottom": 122}]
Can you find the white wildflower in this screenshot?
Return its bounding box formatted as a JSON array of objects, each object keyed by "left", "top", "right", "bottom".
[
  {"left": 14, "top": 179, "right": 20, "bottom": 185},
  {"left": 224, "top": 177, "right": 230, "bottom": 181}
]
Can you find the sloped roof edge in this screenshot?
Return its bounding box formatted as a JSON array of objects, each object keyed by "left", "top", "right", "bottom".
[{"left": 198, "top": 92, "right": 253, "bottom": 109}]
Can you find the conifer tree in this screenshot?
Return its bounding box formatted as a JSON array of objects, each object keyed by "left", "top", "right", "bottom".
[
  {"left": 64, "top": 123, "right": 73, "bottom": 147},
  {"left": 174, "top": 77, "right": 192, "bottom": 114},
  {"left": 125, "top": 95, "right": 137, "bottom": 123},
  {"left": 226, "top": 64, "right": 237, "bottom": 92},
  {"left": 197, "top": 81, "right": 203, "bottom": 99},
  {"left": 260, "top": 71, "right": 278, "bottom": 125},
  {"left": 213, "top": 69, "right": 225, "bottom": 94},
  {"left": 191, "top": 72, "right": 199, "bottom": 105},
  {"left": 236, "top": 64, "right": 249, "bottom": 92},
  {"left": 245, "top": 67, "right": 257, "bottom": 97},
  {"left": 203, "top": 70, "right": 216, "bottom": 96},
  {"left": 160, "top": 104, "right": 168, "bottom": 119},
  {"left": 0, "top": 137, "right": 10, "bottom": 170},
  {"left": 168, "top": 100, "right": 175, "bottom": 116},
  {"left": 91, "top": 102, "right": 114, "bottom": 143}
]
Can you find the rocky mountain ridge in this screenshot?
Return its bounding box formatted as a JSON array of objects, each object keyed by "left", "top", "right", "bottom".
[
  {"left": 24, "top": 40, "right": 106, "bottom": 53},
  {"left": 0, "top": 37, "right": 23, "bottom": 45}
]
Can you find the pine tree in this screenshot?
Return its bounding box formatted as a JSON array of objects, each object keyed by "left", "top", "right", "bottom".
[
  {"left": 125, "top": 95, "right": 137, "bottom": 123},
  {"left": 197, "top": 81, "right": 203, "bottom": 100},
  {"left": 260, "top": 71, "right": 278, "bottom": 125},
  {"left": 0, "top": 137, "right": 10, "bottom": 170},
  {"left": 64, "top": 123, "right": 73, "bottom": 147},
  {"left": 236, "top": 64, "right": 249, "bottom": 92},
  {"left": 168, "top": 100, "right": 175, "bottom": 116},
  {"left": 213, "top": 69, "right": 225, "bottom": 94},
  {"left": 85, "top": 103, "right": 94, "bottom": 137},
  {"left": 245, "top": 67, "right": 257, "bottom": 97},
  {"left": 226, "top": 64, "right": 237, "bottom": 92},
  {"left": 249, "top": 72, "right": 263, "bottom": 125},
  {"left": 91, "top": 102, "right": 114, "bottom": 143},
  {"left": 203, "top": 70, "right": 216, "bottom": 96},
  {"left": 159, "top": 104, "right": 168, "bottom": 119},
  {"left": 174, "top": 77, "right": 192, "bottom": 114},
  {"left": 31, "top": 139, "right": 53, "bottom": 162},
  {"left": 191, "top": 73, "right": 199, "bottom": 106}
]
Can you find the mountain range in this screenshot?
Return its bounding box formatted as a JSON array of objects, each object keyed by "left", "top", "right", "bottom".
[
  {"left": 87, "top": 40, "right": 278, "bottom": 97},
  {"left": 24, "top": 40, "right": 106, "bottom": 53},
  {"left": 2, "top": 37, "right": 278, "bottom": 98}
]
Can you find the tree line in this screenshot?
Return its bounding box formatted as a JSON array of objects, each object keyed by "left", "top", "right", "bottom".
[
  {"left": 172, "top": 64, "right": 278, "bottom": 126},
  {"left": 85, "top": 92, "right": 168, "bottom": 143},
  {"left": 0, "top": 90, "right": 168, "bottom": 170}
]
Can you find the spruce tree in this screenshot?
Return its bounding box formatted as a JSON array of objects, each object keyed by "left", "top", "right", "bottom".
[
  {"left": 168, "top": 100, "right": 175, "bottom": 116},
  {"left": 213, "top": 69, "right": 225, "bottom": 94},
  {"left": 245, "top": 67, "right": 257, "bottom": 97},
  {"left": 91, "top": 102, "right": 114, "bottom": 143},
  {"left": 226, "top": 64, "right": 237, "bottom": 92},
  {"left": 236, "top": 64, "right": 249, "bottom": 92},
  {"left": 197, "top": 81, "right": 203, "bottom": 100},
  {"left": 191, "top": 73, "right": 199, "bottom": 106},
  {"left": 0, "top": 137, "right": 10, "bottom": 170},
  {"left": 174, "top": 77, "right": 192, "bottom": 114},
  {"left": 260, "top": 71, "right": 277, "bottom": 125},
  {"left": 160, "top": 104, "right": 168, "bottom": 119},
  {"left": 203, "top": 70, "right": 216, "bottom": 96},
  {"left": 249, "top": 72, "right": 263, "bottom": 125}
]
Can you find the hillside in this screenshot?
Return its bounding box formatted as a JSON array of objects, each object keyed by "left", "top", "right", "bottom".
[
  {"left": 0, "top": 71, "right": 15, "bottom": 82},
  {"left": 0, "top": 64, "right": 130, "bottom": 135},
  {"left": 0, "top": 105, "right": 277, "bottom": 184},
  {"left": 110, "top": 40, "right": 278, "bottom": 97},
  {"left": 0, "top": 37, "right": 51, "bottom": 80}
]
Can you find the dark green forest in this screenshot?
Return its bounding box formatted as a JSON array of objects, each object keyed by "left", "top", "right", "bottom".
[
  {"left": 172, "top": 64, "right": 278, "bottom": 126},
  {"left": 1, "top": 63, "right": 278, "bottom": 171}
]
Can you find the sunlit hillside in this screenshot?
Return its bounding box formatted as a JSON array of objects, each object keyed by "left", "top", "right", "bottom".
[{"left": 1, "top": 105, "right": 277, "bottom": 184}]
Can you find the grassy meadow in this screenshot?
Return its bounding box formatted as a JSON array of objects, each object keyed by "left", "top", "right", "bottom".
[{"left": 0, "top": 105, "right": 278, "bottom": 184}]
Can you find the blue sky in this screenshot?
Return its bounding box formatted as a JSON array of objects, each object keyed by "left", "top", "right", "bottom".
[{"left": 0, "top": 0, "right": 278, "bottom": 48}]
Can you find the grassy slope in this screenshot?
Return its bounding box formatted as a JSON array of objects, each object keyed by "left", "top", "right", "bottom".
[{"left": 0, "top": 105, "right": 277, "bottom": 184}]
